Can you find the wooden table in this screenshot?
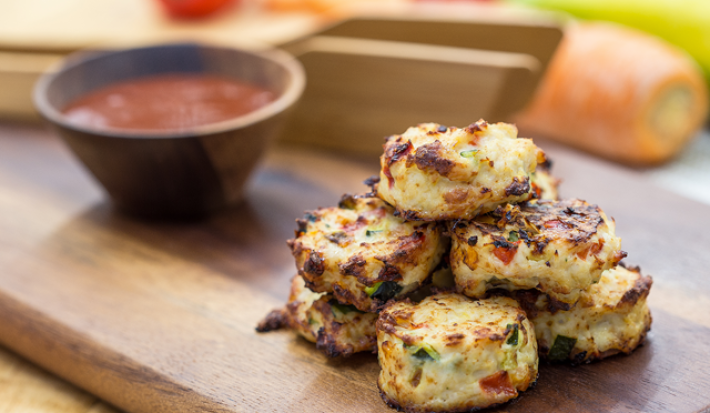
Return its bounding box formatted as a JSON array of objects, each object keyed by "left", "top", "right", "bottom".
[
  {"left": 0, "top": 345, "right": 119, "bottom": 413},
  {"left": 1, "top": 121, "right": 710, "bottom": 412}
]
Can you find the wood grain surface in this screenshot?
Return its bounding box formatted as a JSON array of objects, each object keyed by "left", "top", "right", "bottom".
[
  {"left": 1, "top": 122, "right": 710, "bottom": 412},
  {"left": 0, "top": 345, "right": 120, "bottom": 413}
]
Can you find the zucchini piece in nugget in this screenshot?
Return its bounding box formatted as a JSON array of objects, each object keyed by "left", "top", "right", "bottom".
[
  {"left": 376, "top": 120, "right": 546, "bottom": 221},
  {"left": 518, "top": 265, "right": 652, "bottom": 363},
  {"left": 288, "top": 194, "right": 446, "bottom": 312},
  {"left": 450, "top": 199, "right": 626, "bottom": 304},
  {"left": 257, "top": 276, "right": 378, "bottom": 358},
  {"left": 377, "top": 294, "right": 538, "bottom": 412}
]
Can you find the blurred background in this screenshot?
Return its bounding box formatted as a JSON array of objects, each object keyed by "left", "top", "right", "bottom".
[
  {"left": 1, "top": 0, "right": 708, "bottom": 203},
  {"left": 0, "top": 0, "right": 709, "bottom": 410}
]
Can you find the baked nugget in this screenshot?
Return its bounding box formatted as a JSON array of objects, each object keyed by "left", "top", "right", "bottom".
[
  {"left": 288, "top": 194, "right": 446, "bottom": 312},
  {"left": 450, "top": 199, "right": 626, "bottom": 304},
  {"left": 376, "top": 120, "right": 545, "bottom": 221},
  {"left": 377, "top": 294, "right": 538, "bottom": 412},
  {"left": 519, "top": 265, "right": 652, "bottom": 364},
  {"left": 257, "top": 276, "right": 378, "bottom": 358}
]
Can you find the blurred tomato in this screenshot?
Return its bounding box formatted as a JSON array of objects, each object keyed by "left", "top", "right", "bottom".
[{"left": 157, "top": 0, "right": 236, "bottom": 18}]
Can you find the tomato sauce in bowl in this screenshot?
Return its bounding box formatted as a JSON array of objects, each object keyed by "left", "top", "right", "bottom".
[
  {"left": 62, "top": 74, "right": 275, "bottom": 132},
  {"left": 33, "top": 43, "right": 305, "bottom": 218}
]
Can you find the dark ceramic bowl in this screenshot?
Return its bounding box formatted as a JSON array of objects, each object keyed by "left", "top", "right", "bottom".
[{"left": 33, "top": 43, "right": 305, "bottom": 219}]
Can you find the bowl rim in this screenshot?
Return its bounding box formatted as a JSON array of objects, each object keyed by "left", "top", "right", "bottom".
[{"left": 32, "top": 42, "right": 306, "bottom": 139}]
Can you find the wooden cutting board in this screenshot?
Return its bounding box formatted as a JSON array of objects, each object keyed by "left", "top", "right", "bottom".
[
  {"left": 1, "top": 122, "right": 710, "bottom": 413},
  {"left": 277, "top": 12, "right": 562, "bottom": 156}
]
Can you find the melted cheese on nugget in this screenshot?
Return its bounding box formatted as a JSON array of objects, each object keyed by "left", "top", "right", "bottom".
[
  {"left": 257, "top": 276, "right": 378, "bottom": 358},
  {"left": 520, "top": 265, "right": 652, "bottom": 363},
  {"left": 288, "top": 194, "right": 446, "bottom": 312},
  {"left": 376, "top": 120, "right": 545, "bottom": 221},
  {"left": 377, "top": 294, "right": 538, "bottom": 412},
  {"left": 450, "top": 199, "right": 626, "bottom": 304}
]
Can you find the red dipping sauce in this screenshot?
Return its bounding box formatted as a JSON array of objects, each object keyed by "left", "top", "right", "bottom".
[{"left": 62, "top": 74, "right": 275, "bottom": 132}]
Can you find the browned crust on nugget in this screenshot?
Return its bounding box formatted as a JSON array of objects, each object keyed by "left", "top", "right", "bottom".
[
  {"left": 463, "top": 200, "right": 625, "bottom": 258},
  {"left": 618, "top": 274, "right": 653, "bottom": 309},
  {"left": 339, "top": 255, "right": 366, "bottom": 277},
  {"left": 303, "top": 251, "right": 325, "bottom": 276},
  {"left": 505, "top": 177, "right": 531, "bottom": 196},
  {"left": 384, "top": 137, "right": 414, "bottom": 167},
  {"left": 519, "top": 200, "right": 605, "bottom": 243},
  {"left": 409, "top": 140, "right": 455, "bottom": 177},
  {"left": 255, "top": 308, "right": 289, "bottom": 332},
  {"left": 393, "top": 209, "right": 425, "bottom": 221}
]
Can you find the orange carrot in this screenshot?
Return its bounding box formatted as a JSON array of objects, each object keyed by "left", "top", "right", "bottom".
[{"left": 515, "top": 22, "right": 708, "bottom": 165}]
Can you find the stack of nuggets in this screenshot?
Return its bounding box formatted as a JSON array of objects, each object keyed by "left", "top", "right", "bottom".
[{"left": 258, "top": 120, "right": 652, "bottom": 412}]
